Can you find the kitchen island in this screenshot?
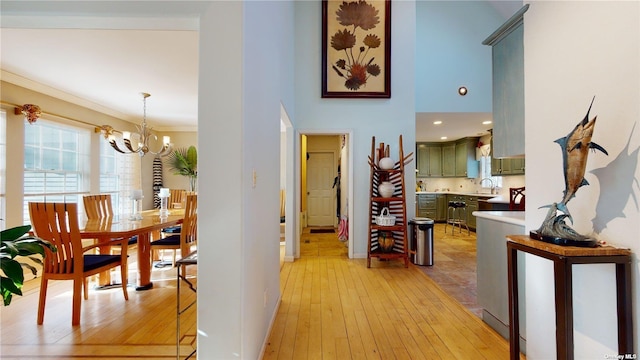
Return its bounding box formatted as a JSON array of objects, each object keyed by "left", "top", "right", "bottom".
[
  {"left": 415, "top": 191, "right": 496, "bottom": 229},
  {"left": 473, "top": 210, "right": 527, "bottom": 353}
]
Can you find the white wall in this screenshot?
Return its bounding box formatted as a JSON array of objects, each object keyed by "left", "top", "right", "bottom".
[
  {"left": 294, "top": 0, "right": 417, "bottom": 257},
  {"left": 524, "top": 1, "right": 640, "bottom": 358},
  {"left": 197, "top": 1, "right": 294, "bottom": 358}
]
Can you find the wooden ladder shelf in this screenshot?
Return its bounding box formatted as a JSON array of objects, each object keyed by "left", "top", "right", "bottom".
[{"left": 367, "top": 135, "right": 413, "bottom": 268}]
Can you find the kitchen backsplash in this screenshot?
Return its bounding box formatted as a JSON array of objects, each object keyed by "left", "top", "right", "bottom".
[{"left": 416, "top": 175, "right": 525, "bottom": 196}]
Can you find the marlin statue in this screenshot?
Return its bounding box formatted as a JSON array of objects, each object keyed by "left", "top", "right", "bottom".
[{"left": 554, "top": 97, "right": 608, "bottom": 222}]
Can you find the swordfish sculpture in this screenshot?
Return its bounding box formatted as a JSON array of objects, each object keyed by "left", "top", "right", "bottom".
[{"left": 531, "top": 97, "right": 608, "bottom": 247}]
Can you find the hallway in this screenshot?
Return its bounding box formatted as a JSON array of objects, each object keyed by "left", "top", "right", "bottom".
[{"left": 266, "top": 226, "right": 512, "bottom": 359}]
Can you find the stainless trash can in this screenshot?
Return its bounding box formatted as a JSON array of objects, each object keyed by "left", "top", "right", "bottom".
[{"left": 409, "top": 217, "right": 434, "bottom": 266}]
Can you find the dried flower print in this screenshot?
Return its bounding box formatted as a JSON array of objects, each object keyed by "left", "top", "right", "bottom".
[{"left": 330, "top": 0, "right": 382, "bottom": 91}]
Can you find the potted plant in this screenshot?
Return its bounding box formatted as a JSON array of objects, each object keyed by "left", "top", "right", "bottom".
[
  {"left": 1, "top": 224, "right": 55, "bottom": 306},
  {"left": 166, "top": 145, "right": 198, "bottom": 191}
]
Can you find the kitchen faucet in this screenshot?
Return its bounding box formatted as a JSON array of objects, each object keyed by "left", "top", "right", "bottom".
[{"left": 480, "top": 178, "right": 496, "bottom": 194}]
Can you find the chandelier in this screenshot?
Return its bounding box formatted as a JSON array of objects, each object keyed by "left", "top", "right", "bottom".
[{"left": 100, "top": 92, "right": 172, "bottom": 157}]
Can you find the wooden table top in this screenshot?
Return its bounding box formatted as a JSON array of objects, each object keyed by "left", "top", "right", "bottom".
[
  {"left": 507, "top": 235, "right": 631, "bottom": 257},
  {"left": 80, "top": 209, "right": 185, "bottom": 238}
]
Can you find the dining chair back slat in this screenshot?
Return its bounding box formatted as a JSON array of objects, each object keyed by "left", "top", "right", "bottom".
[
  {"left": 83, "top": 194, "right": 114, "bottom": 219},
  {"left": 509, "top": 187, "right": 526, "bottom": 211}
]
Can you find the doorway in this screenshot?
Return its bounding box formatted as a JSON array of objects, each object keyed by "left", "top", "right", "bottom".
[{"left": 294, "top": 131, "right": 353, "bottom": 260}]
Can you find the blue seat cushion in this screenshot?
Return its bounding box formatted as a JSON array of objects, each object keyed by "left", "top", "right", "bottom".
[
  {"left": 127, "top": 235, "right": 138, "bottom": 245},
  {"left": 162, "top": 226, "right": 181, "bottom": 234},
  {"left": 151, "top": 234, "right": 180, "bottom": 246},
  {"left": 83, "top": 254, "right": 122, "bottom": 272}
]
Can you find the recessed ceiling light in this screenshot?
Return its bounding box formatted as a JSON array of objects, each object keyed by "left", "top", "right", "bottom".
[
  {"left": 433, "top": 120, "right": 442, "bottom": 125},
  {"left": 458, "top": 86, "right": 468, "bottom": 96},
  {"left": 482, "top": 120, "right": 492, "bottom": 125},
  {"left": 440, "top": 136, "right": 448, "bottom": 140}
]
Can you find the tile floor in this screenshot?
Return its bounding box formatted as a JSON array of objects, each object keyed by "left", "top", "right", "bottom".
[{"left": 412, "top": 223, "right": 482, "bottom": 317}]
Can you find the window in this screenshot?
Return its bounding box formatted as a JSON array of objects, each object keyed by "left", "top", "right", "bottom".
[
  {"left": 23, "top": 119, "right": 90, "bottom": 224},
  {"left": 99, "top": 133, "right": 141, "bottom": 216},
  {"left": 479, "top": 155, "right": 502, "bottom": 190}
]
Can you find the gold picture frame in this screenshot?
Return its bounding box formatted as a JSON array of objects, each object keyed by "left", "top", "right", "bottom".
[{"left": 322, "top": 0, "right": 391, "bottom": 98}]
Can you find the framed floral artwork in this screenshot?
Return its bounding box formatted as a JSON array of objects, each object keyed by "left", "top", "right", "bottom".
[{"left": 322, "top": 0, "right": 391, "bottom": 98}]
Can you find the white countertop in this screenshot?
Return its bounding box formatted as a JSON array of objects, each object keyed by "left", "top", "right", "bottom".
[
  {"left": 472, "top": 211, "right": 525, "bottom": 226},
  {"left": 415, "top": 191, "right": 498, "bottom": 198}
]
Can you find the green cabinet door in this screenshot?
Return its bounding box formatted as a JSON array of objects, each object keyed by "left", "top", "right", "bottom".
[
  {"left": 416, "top": 144, "right": 443, "bottom": 177},
  {"left": 441, "top": 144, "right": 455, "bottom": 177},
  {"left": 429, "top": 146, "right": 442, "bottom": 177},
  {"left": 436, "top": 194, "right": 447, "bottom": 221},
  {"left": 466, "top": 195, "right": 479, "bottom": 229}
]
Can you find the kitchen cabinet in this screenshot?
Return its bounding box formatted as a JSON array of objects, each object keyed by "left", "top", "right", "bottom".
[
  {"left": 483, "top": 5, "right": 529, "bottom": 158},
  {"left": 492, "top": 157, "right": 525, "bottom": 176},
  {"left": 466, "top": 195, "right": 479, "bottom": 229},
  {"left": 417, "top": 194, "right": 436, "bottom": 219},
  {"left": 417, "top": 138, "right": 479, "bottom": 178},
  {"left": 455, "top": 138, "right": 479, "bottom": 178},
  {"left": 416, "top": 143, "right": 442, "bottom": 177},
  {"left": 436, "top": 194, "right": 447, "bottom": 221},
  {"left": 441, "top": 144, "right": 456, "bottom": 177}
]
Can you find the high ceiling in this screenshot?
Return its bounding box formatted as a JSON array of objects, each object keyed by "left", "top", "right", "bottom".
[{"left": 1, "top": 1, "right": 521, "bottom": 136}]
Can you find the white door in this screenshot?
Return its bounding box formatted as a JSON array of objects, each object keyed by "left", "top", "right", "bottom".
[{"left": 307, "top": 152, "right": 335, "bottom": 226}]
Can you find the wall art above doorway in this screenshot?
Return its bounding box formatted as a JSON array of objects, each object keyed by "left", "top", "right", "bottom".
[{"left": 321, "top": 0, "right": 391, "bottom": 98}]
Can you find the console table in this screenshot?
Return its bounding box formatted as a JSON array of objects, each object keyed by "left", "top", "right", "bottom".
[
  {"left": 176, "top": 251, "right": 197, "bottom": 360},
  {"left": 506, "top": 235, "right": 633, "bottom": 360}
]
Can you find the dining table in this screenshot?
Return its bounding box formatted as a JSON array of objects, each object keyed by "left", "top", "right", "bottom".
[{"left": 80, "top": 209, "right": 185, "bottom": 290}]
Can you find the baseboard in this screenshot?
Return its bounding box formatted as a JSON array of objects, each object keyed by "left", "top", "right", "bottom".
[
  {"left": 482, "top": 309, "right": 526, "bottom": 354},
  {"left": 283, "top": 255, "right": 295, "bottom": 262},
  {"left": 258, "top": 292, "right": 282, "bottom": 359},
  {"left": 352, "top": 252, "right": 367, "bottom": 259}
]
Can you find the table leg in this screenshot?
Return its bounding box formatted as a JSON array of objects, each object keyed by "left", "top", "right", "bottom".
[
  {"left": 616, "top": 260, "right": 633, "bottom": 355},
  {"left": 554, "top": 258, "right": 572, "bottom": 360},
  {"left": 136, "top": 232, "right": 153, "bottom": 291},
  {"left": 97, "top": 237, "right": 113, "bottom": 286},
  {"left": 507, "top": 243, "right": 520, "bottom": 360}
]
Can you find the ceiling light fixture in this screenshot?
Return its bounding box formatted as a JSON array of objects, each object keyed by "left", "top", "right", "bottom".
[
  {"left": 100, "top": 93, "right": 172, "bottom": 157},
  {"left": 482, "top": 120, "right": 492, "bottom": 125},
  {"left": 458, "top": 86, "right": 468, "bottom": 96},
  {"left": 433, "top": 120, "right": 443, "bottom": 125},
  {"left": 440, "top": 136, "right": 448, "bottom": 140}
]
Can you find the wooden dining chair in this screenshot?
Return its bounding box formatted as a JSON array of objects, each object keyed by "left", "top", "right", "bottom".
[
  {"left": 29, "top": 202, "right": 129, "bottom": 325},
  {"left": 151, "top": 193, "right": 197, "bottom": 268},
  {"left": 169, "top": 189, "right": 187, "bottom": 209},
  {"left": 83, "top": 194, "right": 137, "bottom": 252},
  {"left": 509, "top": 187, "right": 526, "bottom": 211},
  {"left": 158, "top": 189, "right": 187, "bottom": 239}
]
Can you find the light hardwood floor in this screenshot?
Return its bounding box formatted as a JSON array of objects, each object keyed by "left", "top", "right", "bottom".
[
  {"left": 265, "top": 226, "right": 517, "bottom": 359},
  {"left": 2, "top": 226, "right": 516, "bottom": 359},
  {"left": 0, "top": 252, "right": 198, "bottom": 359}
]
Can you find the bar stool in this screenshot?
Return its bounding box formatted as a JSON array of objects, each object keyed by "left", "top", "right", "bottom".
[{"left": 446, "top": 201, "right": 470, "bottom": 235}]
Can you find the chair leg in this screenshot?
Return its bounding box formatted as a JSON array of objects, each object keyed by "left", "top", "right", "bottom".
[
  {"left": 120, "top": 265, "right": 129, "bottom": 301},
  {"left": 83, "top": 278, "right": 89, "bottom": 300},
  {"left": 72, "top": 279, "right": 82, "bottom": 325},
  {"left": 37, "top": 278, "right": 49, "bottom": 325}
]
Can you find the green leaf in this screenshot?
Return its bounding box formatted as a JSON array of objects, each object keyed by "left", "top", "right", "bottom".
[
  {"left": 186, "top": 146, "right": 197, "bottom": 170},
  {"left": 15, "top": 241, "right": 46, "bottom": 257},
  {"left": 1, "top": 258, "right": 24, "bottom": 285},
  {"left": 20, "top": 262, "right": 39, "bottom": 277},
  {"left": 2, "top": 288, "right": 14, "bottom": 306},
  {"left": 1, "top": 276, "right": 23, "bottom": 297},
  {"left": 0, "top": 225, "right": 31, "bottom": 242}
]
